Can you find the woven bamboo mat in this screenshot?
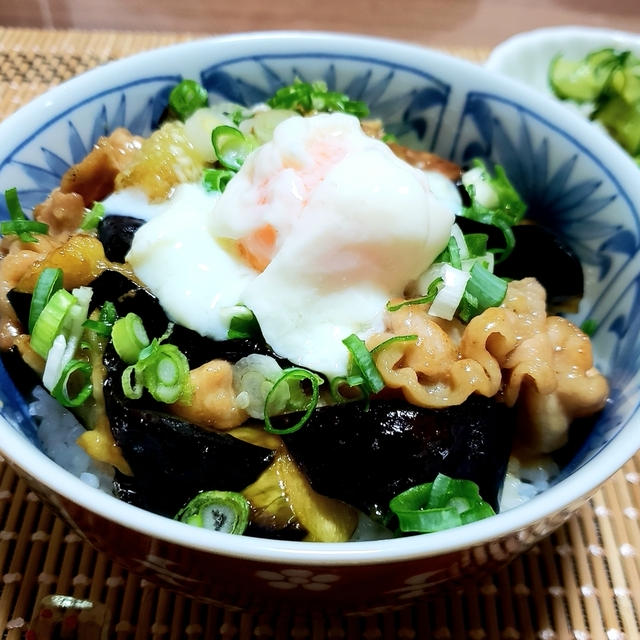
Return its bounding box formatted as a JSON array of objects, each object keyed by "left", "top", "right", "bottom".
[{"left": 0, "top": 26, "right": 639, "bottom": 639}]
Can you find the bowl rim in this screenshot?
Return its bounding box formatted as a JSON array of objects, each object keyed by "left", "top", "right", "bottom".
[
  {"left": 1, "top": 29, "right": 639, "bottom": 566},
  {"left": 486, "top": 25, "right": 640, "bottom": 71}
]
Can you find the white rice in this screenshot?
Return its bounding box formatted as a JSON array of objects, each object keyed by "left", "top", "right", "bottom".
[
  {"left": 499, "top": 455, "right": 559, "bottom": 511},
  {"left": 28, "top": 386, "right": 114, "bottom": 493}
]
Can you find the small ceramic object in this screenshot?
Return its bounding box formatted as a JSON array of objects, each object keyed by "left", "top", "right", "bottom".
[{"left": 486, "top": 26, "right": 640, "bottom": 123}]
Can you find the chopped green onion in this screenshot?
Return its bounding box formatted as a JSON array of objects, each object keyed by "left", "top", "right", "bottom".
[
  {"left": 227, "top": 306, "right": 259, "bottom": 339},
  {"left": 460, "top": 160, "right": 526, "bottom": 262},
  {"left": 30, "top": 288, "right": 76, "bottom": 358},
  {"left": 229, "top": 107, "right": 249, "bottom": 126},
  {"left": 386, "top": 277, "right": 443, "bottom": 312},
  {"left": 169, "top": 79, "right": 209, "bottom": 121},
  {"left": 446, "top": 236, "right": 462, "bottom": 269},
  {"left": 428, "top": 265, "right": 471, "bottom": 321},
  {"left": 464, "top": 233, "right": 489, "bottom": 258},
  {"left": 263, "top": 367, "right": 322, "bottom": 435},
  {"left": 329, "top": 375, "right": 367, "bottom": 403},
  {"left": 233, "top": 354, "right": 289, "bottom": 418},
  {"left": 580, "top": 318, "right": 598, "bottom": 336},
  {"left": 29, "top": 267, "right": 63, "bottom": 333},
  {"left": 111, "top": 312, "right": 150, "bottom": 364},
  {"left": 80, "top": 202, "right": 105, "bottom": 231},
  {"left": 342, "top": 333, "right": 384, "bottom": 395},
  {"left": 458, "top": 262, "right": 507, "bottom": 323},
  {"left": 1, "top": 219, "right": 49, "bottom": 241},
  {"left": 370, "top": 334, "right": 418, "bottom": 354},
  {"left": 381, "top": 133, "right": 398, "bottom": 144},
  {"left": 202, "top": 168, "right": 234, "bottom": 193},
  {"left": 2, "top": 188, "right": 49, "bottom": 243},
  {"left": 331, "top": 336, "right": 416, "bottom": 402},
  {"left": 175, "top": 490, "right": 250, "bottom": 535},
  {"left": 389, "top": 473, "right": 495, "bottom": 534},
  {"left": 41, "top": 286, "right": 92, "bottom": 391},
  {"left": 122, "top": 363, "right": 143, "bottom": 400},
  {"left": 83, "top": 301, "right": 117, "bottom": 336},
  {"left": 52, "top": 359, "right": 93, "bottom": 408},
  {"left": 267, "top": 78, "right": 369, "bottom": 118},
  {"left": 121, "top": 336, "right": 190, "bottom": 404},
  {"left": 211, "top": 126, "right": 253, "bottom": 172},
  {"left": 140, "top": 342, "right": 190, "bottom": 404}
]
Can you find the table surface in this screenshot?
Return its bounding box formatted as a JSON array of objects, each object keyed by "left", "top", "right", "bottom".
[
  {"left": 0, "top": 23, "right": 640, "bottom": 640},
  {"left": 2, "top": 0, "right": 640, "bottom": 48}
]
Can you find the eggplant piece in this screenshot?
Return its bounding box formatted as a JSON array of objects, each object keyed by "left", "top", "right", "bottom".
[
  {"left": 0, "top": 346, "right": 41, "bottom": 397},
  {"left": 280, "top": 395, "right": 514, "bottom": 516},
  {"left": 456, "top": 218, "right": 583, "bottom": 310},
  {"left": 6, "top": 289, "right": 31, "bottom": 331},
  {"left": 87, "top": 270, "right": 145, "bottom": 313},
  {"left": 97, "top": 215, "right": 145, "bottom": 263},
  {"left": 494, "top": 224, "right": 583, "bottom": 311},
  {"left": 102, "top": 343, "right": 275, "bottom": 517},
  {"left": 244, "top": 521, "right": 306, "bottom": 542}
]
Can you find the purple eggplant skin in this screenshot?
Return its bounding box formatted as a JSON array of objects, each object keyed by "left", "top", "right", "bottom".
[
  {"left": 456, "top": 218, "right": 584, "bottom": 310},
  {"left": 0, "top": 346, "right": 41, "bottom": 396},
  {"left": 6, "top": 289, "right": 31, "bottom": 331},
  {"left": 102, "top": 343, "right": 275, "bottom": 518},
  {"left": 97, "top": 215, "right": 144, "bottom": 263},
  {"left": 280, "top": 395, "right": 515, "bottom": 518}
]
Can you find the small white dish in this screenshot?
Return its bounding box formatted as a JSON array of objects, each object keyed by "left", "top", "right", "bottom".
[
  {"left": 486, "top": 26, "right": 640, "bottom": 125},
  {"left": 486, "top": 26, "right": 640, "bottom": 93}
]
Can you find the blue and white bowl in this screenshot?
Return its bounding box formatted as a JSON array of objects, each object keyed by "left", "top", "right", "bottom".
[{"left": 0, "top": 32, "right": 639, "bottom": 613}]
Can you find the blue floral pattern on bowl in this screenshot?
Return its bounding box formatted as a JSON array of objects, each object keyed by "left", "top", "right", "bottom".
[
  {"left": 0, "top": 76, "right": 179, "bottom": 216},
  {"left": 0, "top": 50, "right": 637, "bottom": 487}
]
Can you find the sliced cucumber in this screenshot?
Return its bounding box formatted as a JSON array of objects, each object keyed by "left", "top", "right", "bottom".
[
  {"left": 592, "top": 94, "right": 640, "bottom": 156},
  {"left": 549, "top": 47, "right": 640, "bottom": 161},
  {"left": 549, "top": 50, "right": 617, "bottom": 102}
]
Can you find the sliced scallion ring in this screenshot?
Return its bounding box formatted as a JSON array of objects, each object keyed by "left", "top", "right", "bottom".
[
  {"left": 263, "top": 367, "right": 321, "bottom": 435},
  {"left": 370, "top": 334, "right": 418, "bottom": 354},
  {"left": 211, "top": 125, "right": 253, "bottom": 171},
  {"left": 83, "top": 301, "right": 117, "bottom": 337},
  {"left": 29, "top": 267, "right": 63, "bottom": 333},
  {"left": 111, "top": 312, "right": 150, "bottom": 364},
  {"left": 202, "top": 168, "right": 235, "bottom": 193},
  {"left": 2, "top": 188, "right": 49, "bottom": 243},
  {"left": 329, "top": 375, "right": 367, "bottom": 404},
  {"left": 121, "top": 364, "right": 144, "bottom": 400},
  {"left": 30, "top": 288, "right": 76, "bottom": 358},
  {"left": 52, "top": 359, "right": 93, "bottom": 408},
  {"left": 389, "top": 473, "right": 495, "bottom": 534},
  {"left": 138, "top": 343, "right": 190, "bottom": 404},
  {"left": 227, "top": 306, "right": 259, "bottom": 339},
  {"left": 175, "top": 490, "right": 250, "bottom": 535},
  {"left": 446, "top": 235, "right": 462, "bottom": 269},
  {"left": 386, "top": 277, "right": 443, "bottom": 312},
  {"left": 1, "top": 219, "right": 49, "bottom": 241},
  {"left": 80, "top": 202, "right": 106, "bottom": 231},
  {"left": 458, "top": 262, "right": 507, "bottom": 323},
  {"left": 342, "top": 333, "right": 384, "bottom": 395},
  {"left": 169, "top": 79, "right": 208, "bottom": 121}
]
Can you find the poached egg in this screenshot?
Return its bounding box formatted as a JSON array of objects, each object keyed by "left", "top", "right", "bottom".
[{"left": 125, "top": 113, "right": 455, "bottom": 377}]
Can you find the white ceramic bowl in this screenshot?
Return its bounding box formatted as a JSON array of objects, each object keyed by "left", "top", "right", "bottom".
[{"left": 1, "top": 32, "right": 640, "bottom": 614}]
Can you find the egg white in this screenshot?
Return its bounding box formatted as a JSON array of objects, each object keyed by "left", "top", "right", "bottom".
[{"left": 125, "top": 183, "right": 256, "bottom": 340}]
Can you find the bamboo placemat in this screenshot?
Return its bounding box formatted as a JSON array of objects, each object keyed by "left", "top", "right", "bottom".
[{"left": 0, "top": 26, "right": 639, "bottom": 639}]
